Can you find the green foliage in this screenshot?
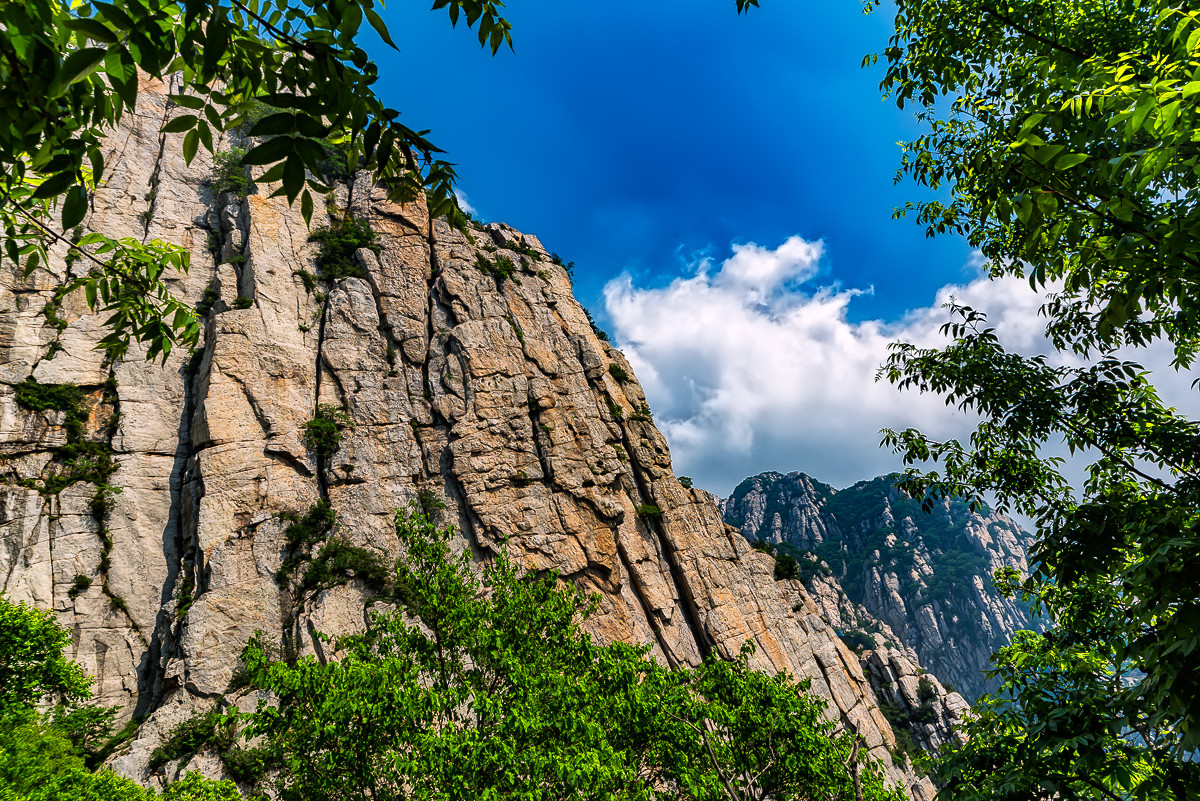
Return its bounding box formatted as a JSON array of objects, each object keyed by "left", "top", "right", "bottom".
[
  {"left": 67, "top": 574, "right": 92, "bottom": 601},
  {"left": 0, "top": 715, "right": 151, "bottom": 801},
  {"left": 609, "top": 363, "right": 630, "bottom": 383},
  {"left": 417, "top": 488, "right": 447, "bottom": 519},
  {"left": 315, "top": 136, "right": 353, "bottom": 182},
  {"left": 678, "top": 476, "right": 694, "bottom": 489},
  {"left": 583, "top": 305, "right": 610, "bottom": 342},
  {"left": 161, "top": 772, "right": 245, "bottom": 801},
  {"left": 0, "top": 595, "right": 92, "bottom": 713},
  {"left": 42, "top": 300, "right": 69, "bottom": 332},
  {"left": 194, "top": 282, "right": 219, "bottom": 317},
  {"left": 474, "top": 251, "right": 518, "bottom": 283},
  {"left": 293, "top": 270, "right": 318, "bottom": 294},
  {"left": 148, "top": 709, "right": 234, "bottom": 770},
  {"left": 506, "top": 314, "right": 525, "bottom": 345},
  {"left": 838, "top": 629, "right": 876, "bottom": 655},
  {"left": 232, "top": 296, "right": 253, "bottom": 309},
  {"left": 301, "top": 404, "right": 351, "bottom": 459},
  {"left": 0, "top": 596, "right": 240, "bottom": 800},
  {"left": 549, "top": 252, "right": 577, "bottom": 283},
  {"left": 635, "top": 504, "right": 662, "bottom": 519},
  {"left": 236, "top": 506, "right": 902, "bottom": 801},
  {"left": 1, "top": 0, "right": 505, "bottom": 361},
  {"left": 176, "top": 569, "right": 195, "bottom": 618},
  {"left": 210, "top": 148, "right": 250, "bottom": 197},
  {"left": 772, "top": 552, "right": 799, "bottom": 581},
  {"left": 872, "top": 0, "right": 1200, "bottom": 796},
  {"left": 605, "top": 396, "right": 624, "bottom": 421},
  {"left": 310, "top": 216, "right": 378, "bottom": 281},
  {"left": 299, "top": 539, "right": 390, "bottom": 595},
  {"left": 499, "top": 236, "right": 542, "bottom": 262},
  {"left": 14, "top": 378, "right": 85, "bottom": 440},
  {"left": 218, "top": 747, "right": 273, "bottom": 786},
  {"left": 38, "top": 440, "right": 118, "bottom": 495},
  {"left": 282, "top": 500, "right": 337, "bottom": 550}
]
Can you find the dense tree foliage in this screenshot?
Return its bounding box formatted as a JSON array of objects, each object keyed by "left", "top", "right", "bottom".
[
  {"left": 0, "top": 595, "right": 245, "bottom": 801},
  {"left": 1, "top": 0, "right": 506, "bottom": 361},
  {"left": 236, "top": 506, "right": 903, "bottom": 801},
  {"left": 865, "top": 0, "right": 1200, "bottom": 797}
]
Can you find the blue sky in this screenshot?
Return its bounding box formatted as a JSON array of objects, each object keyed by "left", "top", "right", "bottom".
[
  {"left": 366, "top": 0, "right": 1017, "bottom": 494},
  {"left": 373, "top": 0, "right": 975, "bottom": 322}
]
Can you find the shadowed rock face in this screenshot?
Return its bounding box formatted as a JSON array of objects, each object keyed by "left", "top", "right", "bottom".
[
  {"left": 721, "top": 470, "right": 1042, "bottom": 701},
  {"left": 1, "top": 77, "right": 951, "bottom": 799}
]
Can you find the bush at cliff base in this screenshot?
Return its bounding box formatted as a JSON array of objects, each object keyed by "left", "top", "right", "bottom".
[{"left": 0, "top": 594, "right": 241, "bottom": 801}]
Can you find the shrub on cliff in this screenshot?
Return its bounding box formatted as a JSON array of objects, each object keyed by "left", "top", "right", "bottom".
[{"left": 236, "top": 506, "right": 905, "bottom": 801}]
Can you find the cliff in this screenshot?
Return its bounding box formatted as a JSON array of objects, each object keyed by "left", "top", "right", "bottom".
[
  {"left": 2, "top": 76, "right": 952, "bottom": 798},
  {"left": 721, "top": 470, "right": 1041, "bottom": 700}
]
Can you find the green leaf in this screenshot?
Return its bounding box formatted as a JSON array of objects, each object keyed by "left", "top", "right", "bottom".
[
  {"left": 88, "top": 149, "right": 104, "bottom": 184},
  {"left": 340, "top": 2, "right": 363, "bottom": 36},
  {"left": 282, "top": 152, "right": 305, "bottom": 203},
  {"left": 248, "top": 112, "right": 298, "bottom": 137},
  {"left": 169, "top": 94, "right": 206, "bottom": 110},
  {"left": 364, "top": 6, "right": 397, "bottom": 48},
  {"left": 241, "top": 136, "right": 294, "bottom": 166},
  {"left": 197, "top": 120, "right": 213, "bottom": 154},
  {"left": 1055, "top": 152, "right": 1089, "bottom": 170},
  {"left": 203, "top": 104, "right": 223, "bottom": 132},
  {"left": 62, "top": 17, "right": 118, "bottom": 45},
  {"left": 57, "top": 47, "right": 108, "bottom": 90},
  {"left": 32, "top": 171, "right": 77, "bottom": 200},
  {"left": 1129, "top": 93, "right": 1155, "bottom": 136},
  {"left": 61, "top": 186, "right": 88, "bottom": 230},
  {"left": 183, "top": 129, "right": 200, "bottom": 165},
  {"left": 92, "top": 1, "right": 135, "bottom": 31},
  {"left": 161, "top": 115, "right": 198, "bottom": 134},
  {"left": 301, "top": 188, "right": 314, "bottom": 228}
]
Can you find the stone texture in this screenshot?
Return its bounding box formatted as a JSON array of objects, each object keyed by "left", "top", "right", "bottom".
[{"left": 0, "top": 80, "right": 956, "bottom": 801}]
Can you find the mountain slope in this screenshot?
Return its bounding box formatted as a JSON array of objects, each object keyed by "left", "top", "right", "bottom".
[{"left": 722, "top": 471, "right": 1040, "bottom": 699}]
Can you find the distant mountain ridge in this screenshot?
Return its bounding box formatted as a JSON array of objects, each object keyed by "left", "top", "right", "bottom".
[{"left": 721, "top": 471, "right": 1041, "bottom": 700}]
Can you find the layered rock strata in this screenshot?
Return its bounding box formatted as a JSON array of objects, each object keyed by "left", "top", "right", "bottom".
[
  {"left": 721, "top": 471, "right": 1041, "bottom": 700},
  {"left": 1, "top": 77, "right": 950, "bottom": 799}
]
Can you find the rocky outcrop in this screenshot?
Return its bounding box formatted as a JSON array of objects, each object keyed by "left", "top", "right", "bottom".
[
  {"left": 1, "top": 77, "right": 953, "bottom": 799},
  {"left": 722, "top": 471, "right": 1040, "bottom": 700}
]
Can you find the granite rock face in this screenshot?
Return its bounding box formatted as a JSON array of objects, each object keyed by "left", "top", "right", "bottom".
[
  {"left": 721, "top": 470, "right": 1041, "bottom": 700},
  {"left": 1, "top": 78, "right": 953, "bottom": 799}
]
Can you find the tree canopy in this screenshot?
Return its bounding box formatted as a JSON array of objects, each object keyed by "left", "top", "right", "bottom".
[
  {"left": 869, "top": 0, "right": 1200, "bottom": 797},
  {"left": 0, "top": 0, "right": 508, "bottom": 361},
  {"left": 232, "top": 506, "right": 903, "bottom": 801},
  {"left": 0, "top": 594, "right": 247, "bottom": 801}
]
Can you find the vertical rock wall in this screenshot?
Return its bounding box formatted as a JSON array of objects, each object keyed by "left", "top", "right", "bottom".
[{"left": 0, "top": 78, "right": 949, "bottom": 799}]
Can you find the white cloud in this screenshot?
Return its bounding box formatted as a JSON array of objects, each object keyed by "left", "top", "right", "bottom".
[
  {"left": 454, "top": 189, "right": 476, "bottom": 216},
  {"left": 604, "top": 236, "right": 1196, "bottom": 498}
]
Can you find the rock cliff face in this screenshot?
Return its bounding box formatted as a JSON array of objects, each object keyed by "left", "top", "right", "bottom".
[
  {"left": 2, "top": 77, "right": 953, "bottom": 798},
  {"left": 721, "top": 471, "right": 1041, "bottom": 700}
]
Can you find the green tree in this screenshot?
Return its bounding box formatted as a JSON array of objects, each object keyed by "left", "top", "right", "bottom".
[
  {"left": 865, "top": 0, "right": 1200, "bottom": 797},
  {"left": 237, "top": 506, "right": 902, "bottom": 801},
  {"left": 0, "top": 595, "right": 92, "bottom": 713},
  {"left": 0, "top": 594, "right": 246, "bottom": 800},
  {"left": 1, "top": 0, "right": 509, "bottom": 361}
]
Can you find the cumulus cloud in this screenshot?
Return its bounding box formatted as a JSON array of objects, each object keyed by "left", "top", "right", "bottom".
[{"left": 604, "top": 236, "right": 1196, "bottom": 497}]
